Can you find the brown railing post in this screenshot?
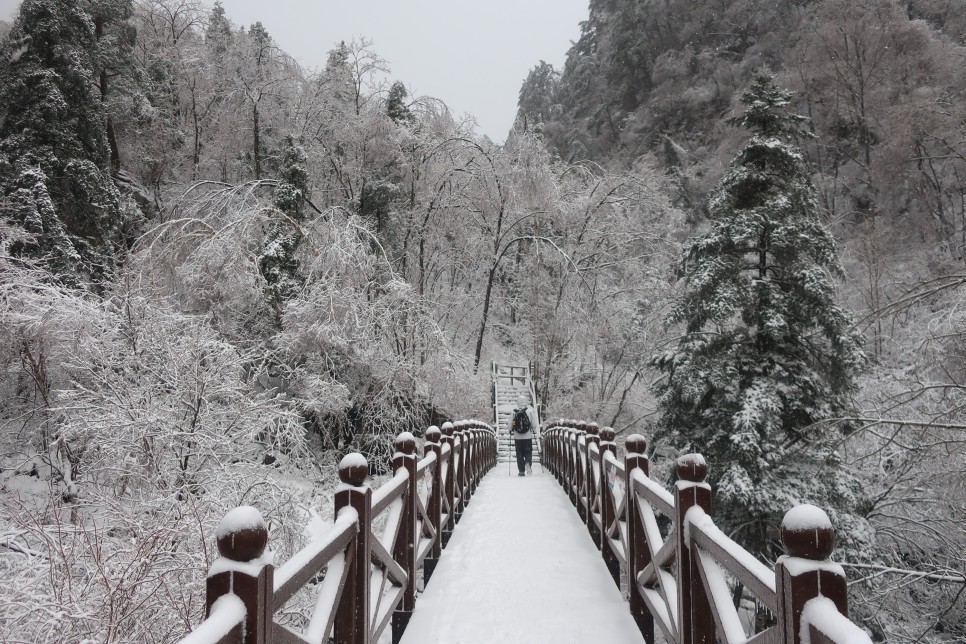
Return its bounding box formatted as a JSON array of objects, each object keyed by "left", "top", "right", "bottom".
[
  {"left": 441, "top": 422, "right": 456, "bottom": 547},
  {"left": 571, "top": 423, "right": 587, "bottom": 523},
  {"left": 453, "top": 424, "right": 466, "bottom": 519},
  {"left": 334, "top": 454, "right": 372, "bottom": 644},
  {"left": 392, "top": 433, "right": 418, "bottom": 644},
  {"left": 624, "top": 434, "right": 654, "bottom": 644},
  {"left": 598, "top": 426, "right": 621, "bottom": 588},
  {"left": 584, "top": 423, "right": 601, "bottom": 544},
  {"left": 480, "top": 425, "right": 489, "bottom": 472},
  {"left": 480, "top": 426, "right": 488, "bottom": 478},
  {"left": 473, "top": 425, "right": 483, "bottom": 491},
  {"left": 675, "top": 453, "right": 714, "bottom": 644},
  {"left": 457, "top": 423, "right": 471, "bottom": 506},
  {"left": 567, "top": 424, "right": 578, "bottom": 504},
  {"left": 423, "top": 426, "right": 443, "bottom": 581},
  {"left": 557, "top": 423, "right": 568, "bottom": 490},
  {"left": 489, "top": 425, "right": 497, "bottom": 469},
  {"left": 556, "top": 426, "right": 563, "bottom": 475},
  {"left": 551, "top": 426, "right": 559, "bottom": 483},
  {"left": 553, "top": 425, "right": 562, "bottom": 482},
  {"left": 206, "top": 507, "right": 273, "bottom": 644},
  {"left": 776, "top": 505, "right": 849, "bottom": 644},
  {"left": 463, "top": 424, "right": 475, "bottom": 497}
]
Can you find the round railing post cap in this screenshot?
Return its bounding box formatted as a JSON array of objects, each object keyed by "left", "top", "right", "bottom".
[
  {"left": 216, "top": 506, "right": 268, "bottom": 562},
  {"left": 442, "top": 422, "right": 454, "bottom": 436},
  {"left": 600, "top": 426, "right": 616, "bottom": 442},
  {"left": 339, "top": 453, "right": 369, "bottom": 486},
  {"left": 425, "top": 425, "right": 441, "bottom": 443},
  {"left": 586, "top": 423, "right": 600, "bottom": 436},
  {"left": 781, "top": 504, "right": 835, "bottom": 560},
  {"left": 396, "top": 432, "right": 416, "bottom": 455},
  {"left": 675, "top": 453, "right": 708, "bottom": 482},
  {"left": 625, "top": 434, "right": 648, "bottom": 455}
]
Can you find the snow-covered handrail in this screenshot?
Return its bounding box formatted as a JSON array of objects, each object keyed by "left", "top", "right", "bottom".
[
  {"left": 178, "top": 420, "right": 497, "bottom": 644},
  {"left": 688, "top": 509, "right": 777, "bottom": 609},
  {"left": 540, "top": 421, "right": 872, "bottom": 644},
  {"left": 803, "top": 597, "right": 874, "bottom": 644},
  {"left": 371, "top": 468, "right": 408, "bottom": 517},
  {"left": 273, "top": 508, "right": 357, "bottom": 606}
]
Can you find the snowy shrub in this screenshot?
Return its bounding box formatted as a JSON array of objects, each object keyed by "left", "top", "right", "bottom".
[{"left": 0, "top": 256, "right": 324, "bottom": 641}]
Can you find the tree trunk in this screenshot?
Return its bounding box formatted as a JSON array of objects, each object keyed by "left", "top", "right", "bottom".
[
  {"left": 94, "top": 17, "right": 121, "bottom": 173},
  {"left": 191, "top": 81, "right": 201, "bottom": 181},
  {"left": 253, "top": 103, "right": 261, "bottom": 180},
  {"left": 473, "top": 262, "right": 499, "bottom": 372}
]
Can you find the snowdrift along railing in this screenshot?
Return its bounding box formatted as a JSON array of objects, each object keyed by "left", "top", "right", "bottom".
[
  {"left": 179, "top": 420, "right": 497, "bottom": 644},
  {"left": 541, "top": 421, "right": 873, "bottom": 644}
]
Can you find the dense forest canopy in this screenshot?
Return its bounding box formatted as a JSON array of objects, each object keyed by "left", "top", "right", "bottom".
[{"left": 0, "top": 0, "right": 963, "bottom": 640}]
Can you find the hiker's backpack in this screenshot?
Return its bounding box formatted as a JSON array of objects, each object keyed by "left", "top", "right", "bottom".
[{"left": 511, "top": 408, "right": 531, "bottom": 434}]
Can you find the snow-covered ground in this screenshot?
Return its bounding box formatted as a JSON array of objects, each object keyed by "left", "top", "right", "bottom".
[{"left": 399, "top": 465, "right": 647, "bottom": 644}]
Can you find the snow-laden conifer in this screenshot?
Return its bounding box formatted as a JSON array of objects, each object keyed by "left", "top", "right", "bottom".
[
  {"left": 653, "top": 69, "right": 872, "bottom": 561},
  {"left": 0, "top": 0, "right": 125, "bottom": 284},
  {"left": 259, "top": 136, "right": 310, "bottom": 310}
]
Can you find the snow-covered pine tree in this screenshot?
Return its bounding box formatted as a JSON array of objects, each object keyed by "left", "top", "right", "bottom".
[
  {"left": 386, "top": 81, "right": 415, "bottom": 126},
  {"left": 88, "top": 0, "right": 137, "bottom": 173},
  {"left": 653, "top": 69, "right": 872, "bottom": 560},
  {"left": 259, "top": 136, "right": 309, "bottom": 311},
  {"left": 206, "top": 1, "right": 233, "bottom": 54},
  {"left": 0, "top": 0, "right": 123, "bottom": 284}
]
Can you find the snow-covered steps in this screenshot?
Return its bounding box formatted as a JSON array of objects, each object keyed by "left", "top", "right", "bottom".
[{"left": 490, "top": 361, "right": 541, "bottom": 465}]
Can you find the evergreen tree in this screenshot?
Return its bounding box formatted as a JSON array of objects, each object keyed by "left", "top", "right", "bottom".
[
  {"left": 259, "top": 136, "right": 309, "bottom": 311},
  {"left": 516, "top": 61, "right": 559, "bottom": 129},
  {"left": 324, "top": 41, "right": 353, "bottom": 107},
  {"left": 0, "top": 0, "right": 122, "bottom": 284},
  {"left": 386, "top": 81, "right": 414, "bottom": 125},
  {"left": 653, "top": 69, "right": 871, "bottom": 560},
  {"left": 88, "top": 0, "right": 137, "bottom": 173},
  {"left": 205, "top": 1, "right": 233, "bottom": 53}
]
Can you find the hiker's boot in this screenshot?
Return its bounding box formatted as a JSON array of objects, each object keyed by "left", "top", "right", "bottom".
[{"left": 526, "top": 465, "right": 532, "bottom": 475}]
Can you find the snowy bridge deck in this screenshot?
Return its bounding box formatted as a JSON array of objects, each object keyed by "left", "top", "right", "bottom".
[
  {"left": 398, "top": 467, "right": 645, "bottom": 644},
  {"left": 180, "top": 420, "right": 872, "bottom": 644}
]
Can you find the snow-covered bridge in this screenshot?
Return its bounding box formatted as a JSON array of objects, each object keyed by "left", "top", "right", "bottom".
[{"left": 179, "top": 421, "right": 872, "bottom": 644}]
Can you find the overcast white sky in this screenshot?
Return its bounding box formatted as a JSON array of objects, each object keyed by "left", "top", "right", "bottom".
[{"left": 0, "top": 0, "right": 588, "bottom": 142}]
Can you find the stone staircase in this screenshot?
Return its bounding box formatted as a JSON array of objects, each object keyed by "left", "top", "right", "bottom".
[{"left": 491, "top": 361, "right": 541, "bottom": 466}]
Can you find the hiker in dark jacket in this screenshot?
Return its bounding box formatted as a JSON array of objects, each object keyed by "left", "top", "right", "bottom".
[{"left": 511, "top": 397, "right": 538, "bottom": 476}]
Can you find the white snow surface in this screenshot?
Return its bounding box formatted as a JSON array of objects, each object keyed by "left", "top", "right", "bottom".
[
  {"left": 801, "top": 596, "right": 873, "bottom": 644},
  {"left": 686, "top": 507, "right": 777, "bottom": 595},
  {"left": 215, "top": 505, "right": 265, "bottom": 539},
  {"left": 778, "top": 555, "right": 845, "bottom": 578},
  {"left": 179, "top": 594, "right": 246, "bottom": 644},
  {"left": 398, "top": 468, "right": 646, "bottom": 644},
  {"left": 782, "top": 504, "right": 832, "bottom": 531},
  {"left": 208, "top": 552, "right": 274, "bottom": 578},
  {"left": 340, "top": 453, "right": 368, "bottom": 469},
  {"left": 677, "top": 453, "right": 706, "bottom": 468}
]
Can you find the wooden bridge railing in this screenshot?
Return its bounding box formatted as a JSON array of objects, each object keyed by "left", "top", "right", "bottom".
[
  {"left": 180, "top": 420, "right": 497, "bottom": 644},
  {"left": 542, "top": 420, "right": 873, "bottom": 644}
]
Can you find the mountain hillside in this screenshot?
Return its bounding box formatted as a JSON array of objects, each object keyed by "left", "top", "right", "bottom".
[
  {"left": 519, "top": 0, "right": 966, "bottom": 639},
  {"left": 521, "top": 0, "right": 966, "bottom": 259}
]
